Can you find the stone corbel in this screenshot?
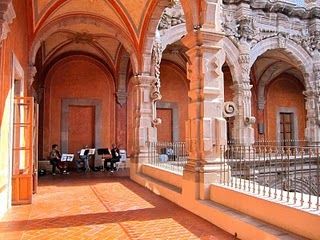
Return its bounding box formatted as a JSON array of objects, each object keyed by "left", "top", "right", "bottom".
[
  {"left": 116, "top": 90, "right": 128, "bottom": 107},
  {"left": 0, "top": 0, "right": 15, "bottom": 46},
  {"left": 29, "top": 65, "right": 37, "bottom": 87}
]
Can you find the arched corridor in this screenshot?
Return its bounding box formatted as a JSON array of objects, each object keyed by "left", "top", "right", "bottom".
[{"left": 1, "top": 0, "right": 320, "bottom": 239}]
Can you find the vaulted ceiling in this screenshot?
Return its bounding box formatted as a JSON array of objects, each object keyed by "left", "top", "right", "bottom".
[{"left": 30, "top": 0, "right": 190, "bottom": 77}]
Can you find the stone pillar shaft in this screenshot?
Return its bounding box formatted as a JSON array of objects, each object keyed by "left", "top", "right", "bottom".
[
  {"left": 181, "top": 30, "right": 227, "bottom": 199},
  {"left": 305, "top": 63, "right": 320, "bottom": 145},
  {"left": 131, "top": 75, "right": 157, "bottom": 167},
  {"left": 232, "top": 52, "right": 255, "bottom": 145}
]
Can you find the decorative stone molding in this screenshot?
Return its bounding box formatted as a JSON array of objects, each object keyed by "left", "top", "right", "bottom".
[
  {"left": 0, "top": 0, "right": 16, "bottom": 47},
  {"left": 223, "top": 101, "right": 237, "bottom": 118},
  {"left": 223, "top": 0, "right": 320, "bottom": 19},
  {"left": 222, "top": 0, "right": 320, "bottom": 56},
  {"left": 158, "top": 0, "right": 185, "bottom": 33},
  {"left": 151, "top": 39, "right": 163, "bottom": 126},
  {"left": 116, "top": 90, "right": 127, "bottom": 107},
  {"left": 29, "top": 65, "right": 37, "bottom": 87},
  {"left": 244, "top": 116, "right": 256, "bottom": 126}
]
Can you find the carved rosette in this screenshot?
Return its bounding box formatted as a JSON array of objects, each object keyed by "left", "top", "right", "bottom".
[
  {"left": 151, "top": 40, "right": 163, "bottom": 126},
  {"left": 223, "top": 101, "right": 237, "bottom": 118}
]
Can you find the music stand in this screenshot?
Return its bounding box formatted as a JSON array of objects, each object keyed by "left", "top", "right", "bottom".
[
  {"left": 61, "top": 154, "right": 74, "bottom": 162},
  {"left": 97, "top": 148, "right": 111, "bottom": 171}
]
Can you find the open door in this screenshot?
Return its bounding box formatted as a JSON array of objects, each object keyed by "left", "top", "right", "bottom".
[{"left": 12, "top": 97, "right": 34, "bottom": 205}]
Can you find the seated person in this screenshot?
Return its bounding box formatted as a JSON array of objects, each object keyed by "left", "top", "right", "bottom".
[
  {"left": 49, "top": 144, "right": 69, "bottom": 175},
  {"left": 77, "top": 146, "right": 90, "bottom": 172},
  {"left": 109, "top": 143, "right": 121, "bottom": 172}
]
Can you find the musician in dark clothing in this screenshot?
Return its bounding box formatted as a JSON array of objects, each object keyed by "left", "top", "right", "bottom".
[
  {"left": 110, "top": 143, "right": 121, "bottom": 172},
  {"left": 49, "top": 144, "right": 61, "bottom": 175}
]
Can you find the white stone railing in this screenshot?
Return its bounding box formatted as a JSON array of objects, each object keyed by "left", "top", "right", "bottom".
[{"left": 220, "top": 142, "right": 320, "bottom": 212}]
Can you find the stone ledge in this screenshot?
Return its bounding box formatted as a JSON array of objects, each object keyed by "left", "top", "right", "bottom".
[
  {"left": 210, "top": 184, "right": 318, "bottom": 239},
  {"left": 199, "top": 199, "right": 308, "bottom": 240},
  {"left": 137, "top": 172, "right": 182, "bottom": 194}
]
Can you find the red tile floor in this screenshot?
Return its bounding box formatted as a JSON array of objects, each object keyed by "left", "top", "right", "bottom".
[{"left": 0, "top": 172, "right": 233, "bottom": 240}]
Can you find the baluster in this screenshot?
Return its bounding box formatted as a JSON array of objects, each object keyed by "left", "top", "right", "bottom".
[
  {"left": 280, "top": 146, "right": 284, "bottom": 201},
  {"left": 257, "top": 145, "right": 261, "bottom": 195},
  {"left": 286, "top": 148, "right": 291, "bottom": 204},
  {"left": 309, "top": 146, "right": 312, "bottom": 208},
  {"left": 293, "top": 146, "right": 297, "bottom": 205},
  {"left": 268, "top": 146, "right": 272, "bottom": 198},
  {"left": 301, "top": 148, "right": 304, "bottom": 207},
  {"left": 248, "top": 145, "right": 251, "bottom": 192},
  {"left": 317, "top": 146, "right": 319, "bottom": 211},
  {"left": 274, "top": 146, "right": 279, "bottom": 200},
  {"left": 263, "top": 144, "right": 267, "bottom": 197},
  {"left": 230, "top": 144, "right": 234, "bottom": 188}
]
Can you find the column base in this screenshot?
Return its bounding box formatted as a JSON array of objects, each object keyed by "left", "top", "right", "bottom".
[{"left": 182, "top": 162, "right": 230, "bottom": 200}]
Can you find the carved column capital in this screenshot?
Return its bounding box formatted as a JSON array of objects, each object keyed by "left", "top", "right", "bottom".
[
  {"left": 0, "top": 0, "right": 15, "bottom": 47},
  {"left": 132, "top": 74, "right": 154, "bottom": 86},
  {"left": 116, "top": 90, "right": 128, "bottom": 107},
  {"left": 29, "top": 65, "right": 37, "bottom": 87}
]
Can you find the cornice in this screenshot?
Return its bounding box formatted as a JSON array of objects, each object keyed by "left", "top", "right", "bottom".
[{"left": 223, "top": 0, "right": 320, "bottom": 19}]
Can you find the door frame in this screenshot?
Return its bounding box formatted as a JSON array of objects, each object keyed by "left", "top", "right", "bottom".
[
  {"left": 276, "top": 107, "right": 298, "bottom": 144},
  {"left": 157, "top": 101, "right": 179, "bottom": 142}
]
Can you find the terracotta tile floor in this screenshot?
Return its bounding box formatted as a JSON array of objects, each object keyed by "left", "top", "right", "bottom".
[{"left": 0, "top": 172, "right": 233, "bottom": 240}]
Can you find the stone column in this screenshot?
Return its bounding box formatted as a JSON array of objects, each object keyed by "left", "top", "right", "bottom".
[
  {"left": 130, "top": 75, "right": 157, "bottom": 175},
  {"left": 232, "top": 50, "right": 255, "bottom": 146},
  {"left": 305, "top": 63, "right": 320, "bottom": 145},
  {"left": 181, "top": 30, "right": 227, "bottom": 200}
]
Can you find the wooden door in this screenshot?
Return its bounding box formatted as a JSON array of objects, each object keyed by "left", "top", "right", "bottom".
[
  {"left": 12, "top": 97, "right": 34, "bottom": 205},
  {"left": 280, "top": 112, "right": 293, "bottom": 145},
  {"left": 157, "top": 108, "right": 173, "bottom": 142}
]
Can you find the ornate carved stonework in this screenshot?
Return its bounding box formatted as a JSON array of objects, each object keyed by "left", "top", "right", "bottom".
[
  {"left": 116, "top": 90, "right": 127, "bottom": 107},
  {"left": 73, "top": 32, "right": 94, "bottom": 44},
  {"left": 158, "top": 0, "right": 185, "bottom": 33},
  {"left": 0, "top": 0, "right": 15, "bottom": 46},
  {"left": 223, "top": 101, "right": 237, "bottom": 118},
  {"left": 29, "top": 65, "right": 37, "bottom": 87},
  {"left": 151, "top": 40, "right": 163, "bottom": 126},
  {"left": 224, "top": 0, "right": 320, "bottom": 19},
  {"left": 222, "top": 1, "right": 320, "bottom": 55}
]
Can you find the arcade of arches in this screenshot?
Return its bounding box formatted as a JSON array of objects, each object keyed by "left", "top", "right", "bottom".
[{"left": 0, "top": 0, "right": 319, "bottom": 239}]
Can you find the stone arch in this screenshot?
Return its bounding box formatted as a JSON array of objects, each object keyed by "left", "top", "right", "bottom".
[
  {"left": 160, "top": 23, "right": 186, "bottom": 50},
  {"left": 257, "top": 62, "right": 304, "bottom": 110},
  {"left": 141, "top": 0, "right": 196, "bottom": 74},
  {"left": 29, "top": 14, "right": 139, "bottom": 76},
  {"left": 116, "top": 49, "right": 130, "bottom": 106},
  {"left": 43, "top": 54, "right": 116, "bottom": 155},
  {"left": 250, "top": 37, "right": 313, "bottom": 90},
  {"left": 223, "top": 37, "right": 241, "bottom": 84}
]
